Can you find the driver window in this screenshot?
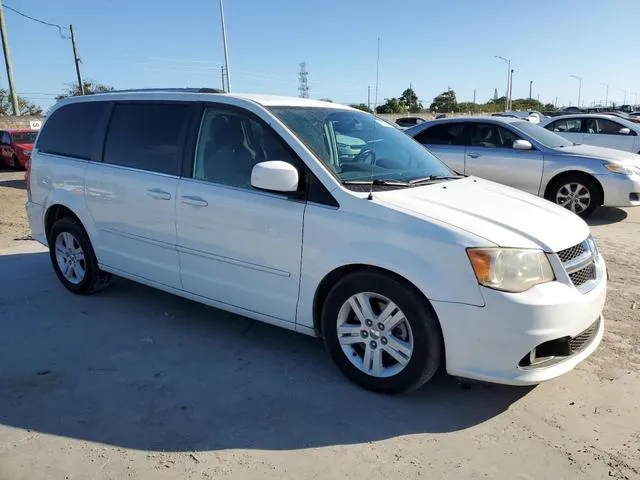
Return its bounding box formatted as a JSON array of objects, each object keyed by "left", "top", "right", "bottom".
[
  {"left": 193, "top": 107, "right": 297, "bottom": 189},
  {"left": 471, "top": 123, "right": 519, "bottom": 148}
]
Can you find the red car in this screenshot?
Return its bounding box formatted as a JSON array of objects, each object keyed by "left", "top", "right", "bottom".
[{"left": 0, "top": 129, "right": 38, "bottom": 170}]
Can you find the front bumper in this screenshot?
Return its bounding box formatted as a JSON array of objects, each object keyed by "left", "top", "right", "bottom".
[
  {"left": 432, "top": 255, "right": 607, "bottom": 385},
  {"left": 597, "top": 172, "right": 640, "bottom": 207}
]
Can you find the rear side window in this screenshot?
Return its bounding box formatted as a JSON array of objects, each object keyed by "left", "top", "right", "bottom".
[
  {"left": 547, "top": 118, "right": 582, "bottom": 133},
  {"left": 37, "top": 102, "right": 106, "bottom": 160},
  {"left": 413, "top": 123, "right": 468, "bottom": 145},
  {"left": 103, "top": 103, "right": 190, "bottom": 176}
]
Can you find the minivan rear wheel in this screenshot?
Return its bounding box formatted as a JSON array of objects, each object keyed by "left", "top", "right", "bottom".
[
  {"left": 547, "top": 174, "right": 601, "bottom": 219},
  {"left": 321, "top": 270, "right": 443, "bottom": 393},
  {"left": 49, "top": 217, "right": 112, "bottom": 294}
]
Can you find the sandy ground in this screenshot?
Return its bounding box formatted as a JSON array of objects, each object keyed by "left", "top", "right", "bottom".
[{"left": 0, "top": 169, "right": 639, "bottom": 479}]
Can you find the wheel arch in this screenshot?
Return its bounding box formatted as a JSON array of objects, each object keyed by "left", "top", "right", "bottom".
[
  {"left": 45, "top": 204, "right": 84, "bottom": 243},
  {"left": 543, "top": 170, "right": 604, "bottom": 206}
]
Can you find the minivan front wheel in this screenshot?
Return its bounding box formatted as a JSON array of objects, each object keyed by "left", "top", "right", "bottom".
[
  {"left": 321, "top": 270, "right": 443, "bottom": 393},
  {"left": 49, "top": 217, "right": 112, "bottom": 294}
]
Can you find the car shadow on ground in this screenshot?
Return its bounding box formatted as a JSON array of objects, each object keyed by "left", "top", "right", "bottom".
[
  {"left": 587, "top": 206, "right": 628, "bottom": 226},
  {"left": 0, "top": 250, "right": 532, "bottom": 452},
  {"left": 0, "top": 178, "right": 26, "bottom": 190}
]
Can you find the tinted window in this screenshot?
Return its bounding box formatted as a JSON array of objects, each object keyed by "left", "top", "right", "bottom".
[
  {"left": 1, "top": 131, "right": 10, "bottom": 145},
  {"left": 103, "top": 103, "right": 190, "bottom": 175},
  {"left": 37, "top": 102, "right": 106, "bottom": 159},
  {"left": 470, "top": 123, "right": 520, "bottom": 148},
  {"left": 413, "top": 123, "right": 467, "bottom": 145},
  {"left": 193, "top": 107, "right": 298, "bottom": 189},
  {"left": 11, "top": 131, "right": 38, "bottom": 144},
  {"left": 585, "top": 118, "right": 630, "bottom": 135},
  {"left": 547, "top": 118, "right": 582, "bottom": 133}
]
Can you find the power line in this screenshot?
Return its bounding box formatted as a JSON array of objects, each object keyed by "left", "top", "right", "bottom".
[{"left": 3, "top": 3, "right": 69, "bottom": 38}]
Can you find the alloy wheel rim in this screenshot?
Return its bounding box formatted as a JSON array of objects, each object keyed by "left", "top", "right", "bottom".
[
  {"left": 556, "top": 182, "right": 591, "bottom": 214},
  {"left": 336, "top": 292, "right": 414, "bottom": 378},
  {"left": 55, "top": 231, "right": 86, "bottom": 285}
]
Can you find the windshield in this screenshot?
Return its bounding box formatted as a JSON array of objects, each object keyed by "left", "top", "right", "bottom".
[
  {"left": 511, "top": 121, "right": 574, "bottom": 148},
  {"left": 12, "top": 131, "right": 37, "bottom": 144},
  {"left": 268, "top": 107, "right": 453, "bottom": 183}
]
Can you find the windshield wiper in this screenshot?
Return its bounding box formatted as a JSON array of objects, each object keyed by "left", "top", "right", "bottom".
[
  {"left": 343, "top": 179, "right": 410, "bottom": 186},
  {"left": 408, "top": 175, "right": 462, "bottom": 185}
]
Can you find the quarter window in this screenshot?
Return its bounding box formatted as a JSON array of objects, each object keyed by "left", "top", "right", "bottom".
[
  {"left": 193, "top": 107, "right": 297, "bottom": 189},
  {"left": 36, "top": 102, "right": 107, "bottom": 160},
  {"left": 103, "top": 103, "right": 190, "bottom": 175}
]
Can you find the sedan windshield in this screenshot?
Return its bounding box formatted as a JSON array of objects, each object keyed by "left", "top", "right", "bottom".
[
  {"left": 511, "top": 121, "right": 574, "bottom": 148},
  {"left": 268, "top": 107, "right": 454, "bottom": 183},
  {"left": 12, "top": 132, "right": 37, "bottom": 144}
]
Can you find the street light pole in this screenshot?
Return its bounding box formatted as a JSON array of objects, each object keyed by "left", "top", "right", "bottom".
[
  {"left": 618, "top": 88, "right": 627, "bottom": 106},
  {"left": 219, "top": 0, "right": 231, "bottom": 92},
  {"left": 529, "top": 80, "right": 533, "bottom": 99},
  {"left": 494, "top": 55, "right": 510, "bottom": 111},
  {"left": 508, "top": 69, "right": 514, "bottom": 110},
  {"left": 600, "top": 82, "right": 609, "bottom": 107},
  {"left": 570, "top": 75, "right": 582, "bottom": 107}
]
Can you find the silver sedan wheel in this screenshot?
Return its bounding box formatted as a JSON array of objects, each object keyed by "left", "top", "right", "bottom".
[
  {"left": 55, "top": 231, "right": 86, "bottom": 285},
  {"left": 336, "top": 292, "right": 414, "bottom": 378},
  {"left": 556, "top": 182, "right": 591, "bottom": 214}
]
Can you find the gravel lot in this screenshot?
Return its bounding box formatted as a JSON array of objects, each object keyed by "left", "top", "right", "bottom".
[{"left": 1, "top": 169, "right": 639, "bottom": 479}]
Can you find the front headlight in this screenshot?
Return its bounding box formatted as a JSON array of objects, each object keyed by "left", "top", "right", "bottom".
[
  {"left": 467, "top": 248, "right": 555, "bottom": 293},
  {"left": 604, "top": 162, "right": 640, "bottom": 176}
]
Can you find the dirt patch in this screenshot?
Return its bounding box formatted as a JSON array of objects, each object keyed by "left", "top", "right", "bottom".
[{"left": 0, "top": 170, "right": 30, "bottom": 250}]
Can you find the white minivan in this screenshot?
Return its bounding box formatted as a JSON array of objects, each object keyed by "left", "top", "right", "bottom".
[{"left": 26, "top": 89, "right": 606, "bottom": 393}]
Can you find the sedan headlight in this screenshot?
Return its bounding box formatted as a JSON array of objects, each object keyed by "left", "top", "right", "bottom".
[
  {"left": 604, "top": 162, "right": 640, "bottom": 176},
  {"left": 467, "top": 248, "right": 555, "bottom": 293}
]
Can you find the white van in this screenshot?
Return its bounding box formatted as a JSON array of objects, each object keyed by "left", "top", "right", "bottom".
[{"left": 26, "top": 89, "right": 606, "bottom": 393}]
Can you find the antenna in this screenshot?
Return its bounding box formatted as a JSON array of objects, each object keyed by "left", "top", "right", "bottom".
[
  {"left": 298, "top": 62, "right": 309, "bottom": 98},
  {"left": 367, "top": 37, "right": 380, "bottom": 201}
]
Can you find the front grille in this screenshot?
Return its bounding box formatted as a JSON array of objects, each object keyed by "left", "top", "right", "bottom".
[
  {"left": 569, "top": 264, "right": 596, "bottom": 286},
  {"left": 569, "top": 318, "right": 600, "bottom": 353},
  {"left": 557, "top": 243, "right": 585, "bottom": 263}
]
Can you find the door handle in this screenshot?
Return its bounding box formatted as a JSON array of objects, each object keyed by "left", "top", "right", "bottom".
[
  {"left": 181, "top": 195, "right": 208, "bottom": 207},
  {"left": 467, "top": 152, "right": 481, "bottom": 158},
  {"left": 146, "top": 188, "right": 172, "bottom": 200}
]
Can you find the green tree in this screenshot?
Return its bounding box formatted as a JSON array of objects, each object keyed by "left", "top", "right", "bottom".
[
  {"left": 349, "top": 103, "right": 372, "bottom": 113},
  {"left": 375, "top": 97, "right": 406, "bottom": 114},
  {"left": 399, "top": 87, "right": 423, "bottom": 113},
  {"left": 543, "top": 103, "right": 557, "bottom": 111},
  {"left": 429, "top": 90, "right": 457, "bottom": 112},
  {"left": 56, "top": 80, "right": 114, "bottom": 101},
  {"left": 0, "top": 89, "right": 43, "bottom": 115}
]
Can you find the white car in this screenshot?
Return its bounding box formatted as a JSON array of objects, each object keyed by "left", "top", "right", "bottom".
[
  {"left": 542, "top": 114, "right": 640, "bottom": 153},
  {"left": 26, "top": 89, "right": 606, "bottom": 393}
]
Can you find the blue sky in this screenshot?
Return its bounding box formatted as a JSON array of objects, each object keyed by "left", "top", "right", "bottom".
[{"left": 5, "top": 0, "right": 640, "bottom": 110}]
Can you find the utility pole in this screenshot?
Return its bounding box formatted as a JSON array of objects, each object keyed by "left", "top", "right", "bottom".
[
  {"left": 529, "top": 80, "right": 533, "bottom": 99},
  {"left": 600, "top": 82, "right": 609, "bottom": 107},
  {"left": 508, "top": 69, "right": 514, "bottom": 110},
  {"left": 69, "top": 24, "right": 84, "bottom": 95},
  {"left": 219, "top": 0, "right": 231, "bottom": 92},
  {"left": 367, "top": 85, "right": 371, "bottom": 112},
  {"left": 494, "top": 55, "right": 510, "bottom": 111},
  {"left": 0, "top": 0, "right": 19, "bottom": 115},
  {"left": 220, "top": 66, "right": 225, "bottom": 92},
  {"left": 570, "top": 75, "right": 582, "bottom": 109}
]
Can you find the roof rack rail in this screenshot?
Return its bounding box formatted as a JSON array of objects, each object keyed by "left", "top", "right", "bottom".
[{"left": 102, "top": 87, "right": 225, "bottom": 94}]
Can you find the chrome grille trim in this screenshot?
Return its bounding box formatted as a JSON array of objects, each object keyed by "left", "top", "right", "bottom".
[
  {"left": 557, "top": 243, "right": 585, "bottom": 263},
  {"left": 556, "top": 237, "right": 598, "bottom": 292}
]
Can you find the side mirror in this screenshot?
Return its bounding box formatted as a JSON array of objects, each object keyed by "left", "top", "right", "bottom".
[
  {"left": 618, "top": 127, "right": 631, "bottom": 135},
  {"left": 251, "top": 161, "right": 299, "bottom": 193},
  {"left": 513, "top": 139, "right": 533, "bottom": 150}
]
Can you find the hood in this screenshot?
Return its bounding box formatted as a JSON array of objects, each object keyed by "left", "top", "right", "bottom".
[
  {"left": 557, "top": 144, "right": 640, "bottom": 166},
  {"left": 14, "top": 143, "right": 33, "bottom": 151},
  {"left": 375, "top": 177, "right": 589, "bottom": 252}
]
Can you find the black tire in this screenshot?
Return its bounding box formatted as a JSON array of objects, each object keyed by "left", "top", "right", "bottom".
[
  {"left": 11, "top": 155, "right": 21, "bottom": 171},
  {"left": 546, "top": 173, "right": 602, "bottom": 219},
  {"left": 49, "top": 217, "right": 112, "bottom": 294},
  {"left": 321, "top": 270, "right": 443, "bottom": 394}
]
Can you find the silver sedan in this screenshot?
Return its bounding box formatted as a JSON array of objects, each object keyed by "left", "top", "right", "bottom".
[{"left": 405, "top": 116, "right": 640, "bottom": 218}]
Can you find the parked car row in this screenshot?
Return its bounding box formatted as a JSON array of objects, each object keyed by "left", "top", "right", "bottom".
[
  {"left": 27, "top": 89, "right": 609, "bottom": 394},
  {"left": 405, "top": 116, "right": 640, "bottom": 218},
  {"left": 0, "top": 129, "right": 37, "bottom": 170}
]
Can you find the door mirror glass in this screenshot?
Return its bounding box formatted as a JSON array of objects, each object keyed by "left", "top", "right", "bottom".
[
  {"left": 251, "top": 161, "right": 299, "bottom": 193},
  {"left": 513, "top": 139, "right": 533, "bottom": 150},
  {"left": 618, "top": 127, "right": 631, "bottom": 135}
]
